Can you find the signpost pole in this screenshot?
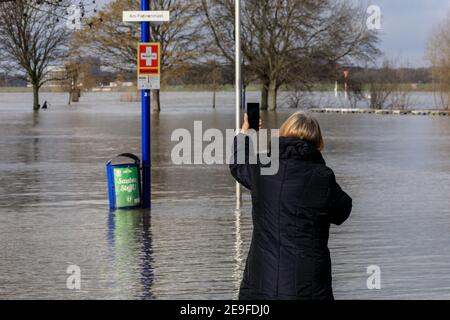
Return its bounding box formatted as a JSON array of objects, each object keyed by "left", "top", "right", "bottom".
[
  {"left": 122, "top": 6, "right": 168, "bottom": 210},
  {"left": 141, "top": 0, "right": 151, "bottom": 209},
  {"left": 235, "top": 0, "right": 241, "bottom": 209}
]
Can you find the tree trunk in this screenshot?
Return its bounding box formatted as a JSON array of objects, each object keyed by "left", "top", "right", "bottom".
[
  {"left": 72, "top": 89, "right": 80, "bottom": 102},
  {"left": 212, "top": 87, "right": 216, "bottom": 109},
  {"left": 152, "top": 89, "right": 161, "bottom": 112},
  {"left": 268, "top": 82, "right": 278, "bottom": 111},
  {"left": 260, "top": 84, "right": 269, "bottom": 110},
  {"left": 33, "top": 84, "right": 40, "bottom": 111}
]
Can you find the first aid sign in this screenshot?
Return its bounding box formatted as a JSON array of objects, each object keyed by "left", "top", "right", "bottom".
[{"left": 138, "top": 43, "right": 160, "bottom": 90}]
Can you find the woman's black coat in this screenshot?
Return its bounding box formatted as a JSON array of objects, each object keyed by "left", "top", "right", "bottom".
[{"left": 230, "top": 134, "right": 352, "bottom": 300}]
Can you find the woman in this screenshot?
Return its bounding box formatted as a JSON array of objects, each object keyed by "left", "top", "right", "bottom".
[{"left": 230, "top": 111, "right": 352, "bottom": 300}]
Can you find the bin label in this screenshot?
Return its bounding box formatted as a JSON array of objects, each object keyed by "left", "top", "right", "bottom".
[{"left": 113, "top": 167, "right": 141, "bottom": 208}]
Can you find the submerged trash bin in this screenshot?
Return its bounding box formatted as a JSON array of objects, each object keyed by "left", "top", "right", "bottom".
[{"left": 106, "top": 153, "right": 142, "bottom": 210}]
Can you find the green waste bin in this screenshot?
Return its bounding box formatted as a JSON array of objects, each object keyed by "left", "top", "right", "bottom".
[{"left": 107, "top": 153, "right": 142, "bottom": 210}]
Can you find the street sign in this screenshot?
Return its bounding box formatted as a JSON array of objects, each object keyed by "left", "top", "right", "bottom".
[
  {"left": 123, "top": 10, "right": 170, "bottom": 23},
  {"left": 138, "top": 43, "right": 160, "bottom": 90}
]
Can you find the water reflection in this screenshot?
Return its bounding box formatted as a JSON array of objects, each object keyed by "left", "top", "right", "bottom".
[
  {"left": 107, "top": 210, "right": 154, "bottom": 300},
  {"left": 233, "top": 208, "right": 244, "bottom": 296}
]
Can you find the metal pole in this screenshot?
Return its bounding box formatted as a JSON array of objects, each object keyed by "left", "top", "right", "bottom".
[
  {"left": 242, "top": 57, "right": 246, "bottom": 110},
  {"left": 141, "top": 0, "right": 151, "bottom": 208},
  {"left": 235, "top": 0, "right": 241, "bottom": 209}
]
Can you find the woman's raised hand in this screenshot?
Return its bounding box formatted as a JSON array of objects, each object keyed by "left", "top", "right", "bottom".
[
  {"left": 241, "top": 113, "right": 263, "bottom": 134},
  {"left": 241, "top": 112, "right": 250, "bottom": 134}
]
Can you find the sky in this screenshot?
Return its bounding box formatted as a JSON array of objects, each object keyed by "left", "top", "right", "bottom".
[
  {"left": 96, "top": 0, "right": 450, "bottom": 67},
  {"left": 372, "top": 0, "right": 450, "bottom": 67}
]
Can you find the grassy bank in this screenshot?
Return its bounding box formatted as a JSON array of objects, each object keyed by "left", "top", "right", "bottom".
[{"left": 0, "top": 87, "right": 67, "bottom": 93}]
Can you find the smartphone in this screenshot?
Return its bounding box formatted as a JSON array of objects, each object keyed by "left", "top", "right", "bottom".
[{"left": 246, "top": 102, "right": 260, "bottom": 131}]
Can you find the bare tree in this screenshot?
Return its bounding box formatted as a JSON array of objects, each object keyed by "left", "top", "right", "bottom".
[
  {"left": 64, "top": 59, "right": 92, "bottom": 105},
  {"left": 0, "top": 0, "right": 70, "bottom": 110},
  {"left": 365, "top": 59, "right": 415, "bottom": 110},
  {"left": 427, "top": 12, "right": 450, "bottom": 110},
  {"left": 201, "top": 0, "right": 379, "bottom": 111},
  {"left": 74, "top": 0, "right": 201, "bottom": 112},
  {"left": 389, "top": 65, "right": 413, "bottom": 110},
  {"left": 285, "top": 89, "right": 315, "bottom": 109},
  {"left": 366, "top": 60, "right": 397, "bottom": 109},
  {"left": 347, "top": 79, "right": 365, "bottom": 109}
]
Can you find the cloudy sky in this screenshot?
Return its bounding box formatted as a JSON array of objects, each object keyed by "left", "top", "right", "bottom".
[
  {"left": 373, "top": 0, "right": 450, "bottom": 66},
  {"left": 96, "top": 0, "right": 450, "bottom": 67}
]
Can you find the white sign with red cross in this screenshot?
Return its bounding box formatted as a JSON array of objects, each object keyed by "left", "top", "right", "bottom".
[{"left": 138, "top": 43, "right": 160, "bottom": 90}]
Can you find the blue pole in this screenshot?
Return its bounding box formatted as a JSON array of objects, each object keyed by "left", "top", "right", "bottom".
[{"left": 141, "top": 0, "right": 151, "bottom": 208}]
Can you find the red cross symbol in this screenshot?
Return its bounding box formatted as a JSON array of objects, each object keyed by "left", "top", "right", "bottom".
[{"left": 138, "top": 43, "right": 160, "bottom": 75}]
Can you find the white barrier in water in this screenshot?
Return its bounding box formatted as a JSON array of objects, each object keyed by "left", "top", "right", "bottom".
[{"left": 309, "top": 108, "right": 449, "bottom": 116}]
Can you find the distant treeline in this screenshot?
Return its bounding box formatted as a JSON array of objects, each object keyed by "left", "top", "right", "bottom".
[
  {"left": 172, "top": 64, "right": 433, "bottom": 86},
  {"left": 0, "top": 64, "right": 433, "bottom": 88}
]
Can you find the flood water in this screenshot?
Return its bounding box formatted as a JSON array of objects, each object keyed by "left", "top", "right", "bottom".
[{"left": 1, "top": 92, "right": 450, "bottom": 300}]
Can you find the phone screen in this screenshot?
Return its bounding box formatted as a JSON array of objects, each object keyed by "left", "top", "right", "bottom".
[{"left": 246, "top": 103, "right": 260, "bottom": 131}]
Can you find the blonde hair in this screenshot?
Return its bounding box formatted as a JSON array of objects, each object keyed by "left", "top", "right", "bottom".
[{"left": 279, "top": 112, "right": 324, "bottom": 151}]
